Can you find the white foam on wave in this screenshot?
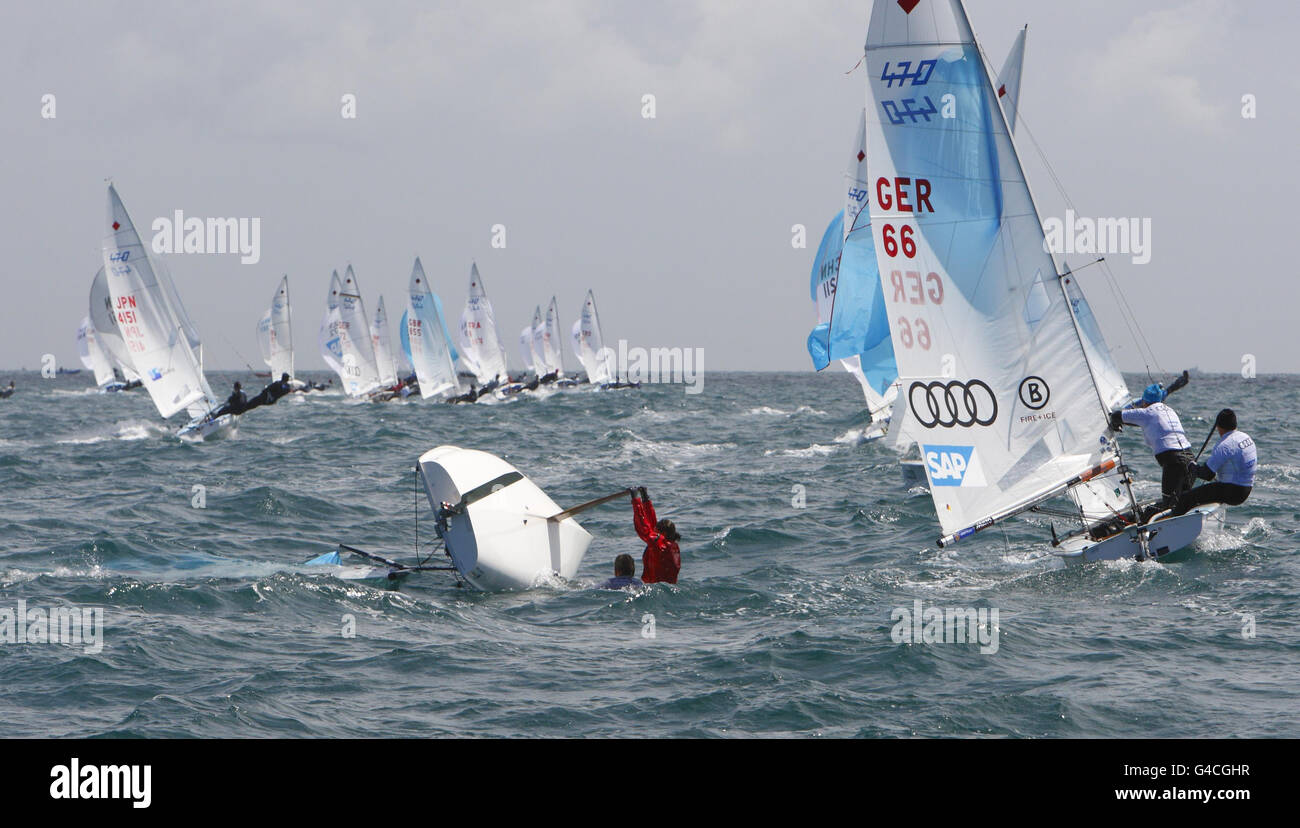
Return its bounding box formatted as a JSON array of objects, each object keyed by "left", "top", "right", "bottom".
[
  {"left": 763, "top": 426, "right": 883, "bottom": 457},
  {"left": 764, "top": 444, "right": 836, "bottom": 457},
  {"left": 611, "top": 428, "right": 733, "bottom": 468},
  {"left": 745, "top": 404, "right": 827, "bottom": 417},
  {"left": 57, "top": 420, "right": 168, "bottom": 445},
  {"left": 2, "top": 564, "right": 108, "bottom": 586}
]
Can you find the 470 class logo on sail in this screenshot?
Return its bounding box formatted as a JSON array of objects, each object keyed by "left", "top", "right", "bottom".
[{"left": 909, "top": 379, "right": 998, "bottom": 428}]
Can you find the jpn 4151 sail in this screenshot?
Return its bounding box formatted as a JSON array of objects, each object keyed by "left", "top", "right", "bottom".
[{"left": 101, "top": 184, "right": 232, "bottom": 439}]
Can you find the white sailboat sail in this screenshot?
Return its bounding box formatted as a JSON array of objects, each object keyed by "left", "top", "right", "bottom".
[
  {"left": 530, "top": 306, "right": 546, "bottom": 374},
  {"left": 339, "top": 265, "right": 381, "bottom": 388},
  {"left": 543, "top": 296, "right": 565, "bottom": 376},
  {"left": 406, "top": 257, "right": 461, "bottom": 399},
  {"left": 570, "top": 319, "right": 583, "bottom": 365},
  {"left": 995, "top": 25, "right": 1028, "bottom": 133},
  {"left": 77, "top": 316, "right": 118, "bottom": 388},
  {"left": 863, "top": 0, "right": 1125, "bottom": 544},
  {"left": 257, "top": 275, "right": 294, "bottom": 379},
  {"left": 88, "top": 267, "right": 140, "bottom": 382},
  {"left": 371, "top": 295, "right": 398, "bottom": 388},
  {"left": 457, "top": 263, "right": 508, "bottom": 386},
  {"left": 576, "top": 289, "right": 615, "bottom": 384},
  {"left": 518, "top": 325, "right": 537, "bottom": 375},
  {"left": 101, "top": 184, "right": 218, "bottom": 420},
  {"left": 321, "top": 270, "right": 380, "bottom": 396}
]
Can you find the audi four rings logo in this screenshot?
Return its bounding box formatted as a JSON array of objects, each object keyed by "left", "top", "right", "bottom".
[{"left": 909, "top": 380, "right": 998, "bottom": 428}]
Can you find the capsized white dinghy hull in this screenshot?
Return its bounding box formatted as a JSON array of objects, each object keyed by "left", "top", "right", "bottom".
[
  {"left": 1055, "top": 504, "right": 1225, "bottom": 565},
  {"left": 418, "top": 445, "right": 592, "bottom": 590}
]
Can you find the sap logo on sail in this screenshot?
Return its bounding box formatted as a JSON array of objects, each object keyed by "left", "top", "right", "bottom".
[
  {"left": 924, "top": 445, "right": 987, "bottom": 487},
  {"left": 150, "top": 210, "right": 261, "bottom": 264}
]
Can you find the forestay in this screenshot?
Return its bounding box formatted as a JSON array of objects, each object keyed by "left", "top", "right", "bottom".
[
  {"left": 863, "top": 0, "right": 1123, "bottom": 542},
  {"left": 101, "top": 184, "right": 217, "bottom": 420}
]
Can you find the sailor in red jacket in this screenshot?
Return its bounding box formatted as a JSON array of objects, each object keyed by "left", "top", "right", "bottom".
[{"left": 632, "top": 487, "right": 680, "bottom": 584}]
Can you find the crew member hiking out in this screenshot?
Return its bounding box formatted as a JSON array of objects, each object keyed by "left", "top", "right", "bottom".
[
  {"left": 211, "top": 381, "right": 247, "bottom": 418},
  {"left": 1109, "top": 381, "right": 1194, "bottom": 507},
  {"left": 1172, "top": 408, "right": 1256, "bottom": 516},
  {"left": 632, "top": 487, "right": 680, "bottom": 584}
]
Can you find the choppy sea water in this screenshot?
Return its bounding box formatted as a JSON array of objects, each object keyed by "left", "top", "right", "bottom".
[{"left": 0, "top": 370, "right": 1296, "bottom": 738}]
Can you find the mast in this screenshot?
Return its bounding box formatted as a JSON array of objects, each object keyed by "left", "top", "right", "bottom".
[{"left": 957, "top": 2, "right": 1138, "bottom": 523}]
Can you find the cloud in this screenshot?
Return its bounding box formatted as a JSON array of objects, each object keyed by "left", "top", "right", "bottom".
[{"left": 1079, "top": 0, "right": 1226, "bottom": 131}]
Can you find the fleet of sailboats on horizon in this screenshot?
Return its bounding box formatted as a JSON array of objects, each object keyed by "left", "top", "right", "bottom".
[
  {"left": 813, "top": 0, "right": 1225, "bottom": 562},
  {"left": 81, "top": 187, "right": 634, "bottom": 427}
]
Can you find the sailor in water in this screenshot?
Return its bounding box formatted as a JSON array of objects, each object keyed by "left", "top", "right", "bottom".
[
  {"left": 599, "top": 554, "right": 642, "bottom": 590},
  {"left": 1110, "top": 381, "right": 1194, "bottom": 507},
  {"left": 1172, "top": 409, "right": 1256, "bottom": 516},
  {"left": 0, "top": 381, "right": 14, "bottom": 398},
  {"left": 632, "top": 487, "right": 680, "bottom": 584}
]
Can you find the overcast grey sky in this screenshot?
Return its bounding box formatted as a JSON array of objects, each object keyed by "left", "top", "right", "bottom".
[{"left": 3, "top": 0, "right": 1295, "bottom": 373}]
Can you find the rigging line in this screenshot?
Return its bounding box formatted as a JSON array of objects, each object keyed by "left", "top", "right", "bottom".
[
  {"left": 844, "top": 55, "right": 864, "bottom": 75},
  {"left": 1015, "top": 108, "right": 1163, "bottom": 378}
]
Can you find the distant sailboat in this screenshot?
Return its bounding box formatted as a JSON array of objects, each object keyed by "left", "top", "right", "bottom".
[
  {"left": 256, "top": 275, "right": 294, "bottom": 381},
  {"left": 572, "top": 289, "right": 633, "bottom": 389},
  {"left": 100, "top": 184, "right": 232, "bottom": 439},
  {"left": 87, "top": 267, "right": 143, "bottom": 388},
  {"left": 404, "top": 257, "right": 461, "bottom": 400},
  {"left": 76, "top": 315, "right": 125, "bottom": 391},
  {"left": 862, "top": 0, "right": 1217, "bottom": 562},
  {"left": 320, "top": 269, "right": 382, "bottom": 398},
  {"left": 457, "top": 262, "right": 509, "bottom": 392},
  {"left": 543, "top": 296, "right": 576, "bottom": 385},
  {"left": 371, "top": 295, "right": 398, "bottom": 389}
]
